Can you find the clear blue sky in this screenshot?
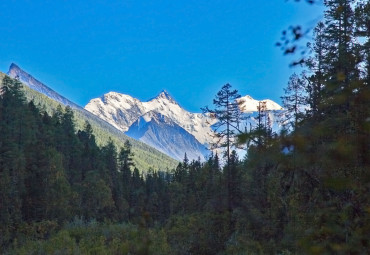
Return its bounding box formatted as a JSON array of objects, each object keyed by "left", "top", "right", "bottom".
[{"left": 0, "top": 0, "right": 324, "bottom": 112}]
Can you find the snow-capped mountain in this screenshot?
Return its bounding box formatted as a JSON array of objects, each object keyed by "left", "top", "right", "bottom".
[
  {"left": 85, "top": 90, "right": 283, "bottom": 161},
  {"left": 238, "top": 95, "right": 283, "bottom": 112},
  {"left": 6, "top": 62, "right": 284, "bottom": 163},
  {"left": 85, "top": 90, "right": 216, "bottom": 146},
  {"left": 126, "top": 111, "right": 209, "bottom": 161},
  {"left": 238, "top": 95, "right": 284, "bottom": 134},
  {"left": 4, "top": 64, "right": 178, "bottom": 170},
  {"left": 85, "top": 90, "right": 215, "bottom": 161}
]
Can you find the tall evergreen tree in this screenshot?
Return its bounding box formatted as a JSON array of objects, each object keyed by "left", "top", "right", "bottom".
[
  {"left": 202, "top": 83, "right": 243, "bottom": 212},
  {"left": 321, "top": 0, "right": 359, "bottom": 135},
  {"left": 0, "top": 76, "right": 27, "bottom": 247},
  {"left": 281, "top": 73, "right": 307, "bottom": 130},
  {"left": 202, "top": 83, "right": 243, "bottom": 162},
  {"left": 306, "top": 22, "right": 327, "bottom": 122}
]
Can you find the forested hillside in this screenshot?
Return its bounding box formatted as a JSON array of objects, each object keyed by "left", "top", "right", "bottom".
[
  {"left": 0, "top": 72, "right": 178, "bottom": 171},
  {"left": 0, "top": 0, "right": 369, "bottom": 254},
  {"left": 0, "top": 75, "right": 174, "bottom": 253}
]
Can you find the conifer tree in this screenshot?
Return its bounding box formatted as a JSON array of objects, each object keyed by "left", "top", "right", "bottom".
[
  {"left": 77, "top": 121, "right": 100, "bottom": 181},
  {"left": 353, "top": 0, "right": 370, "bottom": 166},
  {"left": 202, "top": 83, "right": 242, "bottom": 163},
  {"left": 119, "top": 140, "right": 135, "bottom": 171},
  {"left": 321, "top": 0, "right": 358, "bottom": 134},
  {"left": 0, "top": 76, "right": 27, "bottom": 247},
  {"left": 116, "top": 140, "right": 135, "bottom": 220},
  {"left": 281, "top": 73, "right": 307, "bottom": 130},
  {"left": 306, "top": 22, "right": 327, "bottom": 121},
  {"left": 202, "top": 83, "right": 243, "bottom": 212}
]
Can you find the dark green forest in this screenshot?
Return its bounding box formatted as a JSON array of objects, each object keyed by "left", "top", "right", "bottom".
[
  {"left": 0, "top": 71, "right": 178, "bottom": 172},
  {"left": 1, "top": 0, "right": 369, "bottom": 254}
]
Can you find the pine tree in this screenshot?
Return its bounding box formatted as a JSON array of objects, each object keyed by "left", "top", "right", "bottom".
[
  {"left": 281, "top": 73, "right": 307, "bottom": 130},
  {"left": 117, "top": 140, "right": 135, "bottom": 221},
  {"left": 77, "top": 121, "right": 100, "bottom": 181},
  {"left": 0, "top": 76, "right": 27, "bottom": 246},
  {"left": 353, "top": 1, "right": 370, "bottom": 166},
  {"left": 321, "top": 0, "right": 358, "bottom": 135},
  {"left": 226, "top": 150, "right": 241, "bottom": 210},
  {"left": 202, "top": 83, "right": 244, "bottom": 214},
  {"left": 306, "top": 22, "right": 327, "bottom": 122},
  {"left": 288, "top": 2, "right": 370, "bottom": 252},
  {"left": 202, "top": 83, "right": 243, "bottom": 162},
  {"left": 119, "top": 140, "right": 135, "bottom": 172}
]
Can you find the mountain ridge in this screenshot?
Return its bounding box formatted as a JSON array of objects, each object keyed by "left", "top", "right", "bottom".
[
  {"left": 7, "top": 63, "right": 82, "bottom": 110},
  {"left": 3, "top": 65, "right": 178, "bottom": 170},
  {"left": 6, "top": 63, "right": 284, "bottom": 163},
  {"left": 85, "top": 90, "right": 216, "bottom": 146},
  {"left": 85, "top": 90, "right": 283, "bottom": 161},
  {"left": 126, "top": 111, "right": 209, "bottom": 161},
  {"left": 86, "top": 90, "right": 214, "bottom": 161}
]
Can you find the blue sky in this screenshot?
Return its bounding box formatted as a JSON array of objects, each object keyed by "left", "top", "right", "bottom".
[{"left": 0, "top": 0, "right": 324, "bottom": 112}]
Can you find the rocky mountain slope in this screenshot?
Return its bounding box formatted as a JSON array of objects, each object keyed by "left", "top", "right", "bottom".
[
  {"left": 85, "top": 91, "right": 216, "bottom": 161},
  {"left": 85, "top": 91, "right": 215, "bottom": 145},
  {"left": 126, "top": 111, "right": 209, "bottom": 161},
  {"left": 85, "top": 90, "right": 283, "bottom": 161},
  {"left": 4, "top": 65, "right": 178, "bottom": 170},
  {"left": 8, "top": 63, "right": 81, "bottom": 109},
  {"left": 6, "top": 63, "right": 283, "bottom": 163}
]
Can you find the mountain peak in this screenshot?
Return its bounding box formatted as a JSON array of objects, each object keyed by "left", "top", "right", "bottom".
[
  {"left": 238, "top": 94, "right": 283, "bottom": 112},
  {"left": 6, "top": 63, "right": 82, "bottom": 109},
  {"left": 243, "top": 95, "right": 254, "bottom": 100},
  {"left": 9, "top": 63, "right": 20, "bottom": 71},
  {"left": 157, "top": 89, "right": 170, "bottom": 98},
  {"left": 154, "top": 90, "right": 177, "bottom": 104},
  {"left": 8, "top": 63, "right": 24, "bottom": 78}
]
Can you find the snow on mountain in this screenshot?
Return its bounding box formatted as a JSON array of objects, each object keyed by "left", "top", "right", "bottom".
[
  {"left": 6, "top": 62, "right": 284, "bottom": 162},
  {"left": 126, "top": 111, "right": 209, "bottom": 161},
  {"left": 238, "top": 95, "right": 283, "bottom": 112},
  {"left": 86, "top": 92, "right": 145, "bottom": 131},
  {"left": 238, "top": 96, "right": 284, "bottom": 135},
  {"left": 3, "top": 64, "right": 178, "bottom": 170},
  {"left": 85, "top": 90, "right": 284, "bottom": 161},
  {"left": 85, "top": 90, "right": 216, "bottom": 146}
]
